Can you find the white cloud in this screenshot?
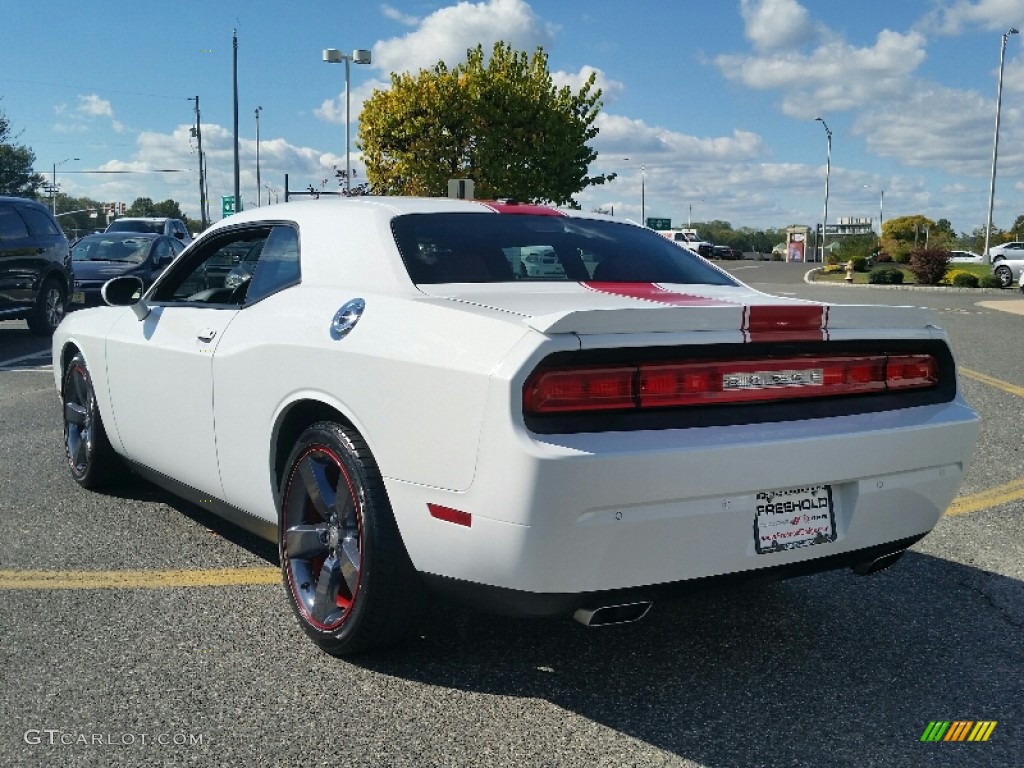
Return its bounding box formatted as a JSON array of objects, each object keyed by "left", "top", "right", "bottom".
[
  {"left": 551, "top": 66, "right": 625, "bottom": 103},
  {"left": 716, "top": 28, "right": 927, "bottom": 117},
  {"left": 372, "top": 0, "right": 557, "bottom": 74},
  {"left": 380, "top": 3, "right": 419, "bottom": 26},
  {"left": 75, "top": 94, "right": 125, "bottom": 134},
  {"left": 930, "top": 0, "right": 1024, "bottom": 35},
  {"left": 739, "top": 0, "right": 818, "bottom": 51}
]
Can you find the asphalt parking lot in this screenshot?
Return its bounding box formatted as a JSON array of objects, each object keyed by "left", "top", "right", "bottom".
[{"left": 1, "top": 269, "right": 1022, "bottom": 767}]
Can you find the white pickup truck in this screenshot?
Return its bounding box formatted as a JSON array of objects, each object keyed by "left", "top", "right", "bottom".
[{"left": 655, "top": 228, "right": 713, "bottom": 259}]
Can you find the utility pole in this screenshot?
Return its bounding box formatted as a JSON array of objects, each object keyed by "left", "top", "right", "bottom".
[
  {"left": 232, "top": 29, "right": 241, "bottom": 215},
  {"left": 189, "top": 96, "right": 209, "bottom": 230}
]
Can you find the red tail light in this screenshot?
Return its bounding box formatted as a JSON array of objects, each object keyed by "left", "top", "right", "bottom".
[{"left": 523, "top": 354, "right": 938, "bottom": 415}]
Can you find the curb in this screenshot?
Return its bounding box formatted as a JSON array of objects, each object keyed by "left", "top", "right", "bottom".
[{"left": 803, "top": 267, "right": 1013, "bottom": 294}]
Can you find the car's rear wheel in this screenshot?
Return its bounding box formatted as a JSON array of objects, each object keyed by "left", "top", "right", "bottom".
[
  {"left": 994, "top": 264, "right": 1013, "bottom": 288},
  {"left": 62, "top": 354, "right": 118, "bottom": 488},
  {"left": 279, "top": 421, "right": 424, "bottom": 656},
  {"left": 27, "top": 278, "right": 65, "bottom": 335}
]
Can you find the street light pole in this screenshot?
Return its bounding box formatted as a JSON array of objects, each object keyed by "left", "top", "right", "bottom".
[
  {"left": 984, "top": 27, "right": 1018, "bottom": 263},
  {"left": 323, "top": 47, "right": 372, "bottom": 194},
  {"left": 255, "top": 106, "right": 263, "bottom": 206},
  {"left": 641, "top": 164, "right": 645, "bottom": 226},
  {"left": 815, "top": 117, "right": 832, "bottom": 263},
  {"left": 51, "top": 157, "right": 78, "bottom": 215}
]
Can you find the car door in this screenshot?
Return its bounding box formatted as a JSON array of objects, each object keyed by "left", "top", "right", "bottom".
[
  {"left": 103, "top": 224, "right": 273, "bottom": 498},
  {"left": 0, "top": 202, "right": 37, "bottom": 311}
]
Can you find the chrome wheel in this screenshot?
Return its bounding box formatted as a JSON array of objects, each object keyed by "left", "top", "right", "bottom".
[
  {"left": 27, "top": 279, "right": 65, "bottom": 335},
  {"left": 994, "top": 265, "right": 1012, "bottom": 288},
  {"left": 278, "top": 421, "right": 424, "bottom": 655},
  {"left": 282, "top": 445, "right": 363, "bottom": 631},
  {"left": 61, "top": 354, "right": 117, "bottom": 488},
  {"left": 63, "top": 361, "right": 95, "bottom": 478}
]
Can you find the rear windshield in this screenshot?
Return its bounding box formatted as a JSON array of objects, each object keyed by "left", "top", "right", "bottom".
[
  {"left": 107, "top": 219, "right": 163, "bottom": 234},
  {"left": 392, "top": 213, "right": 737, "bottom": 286}
]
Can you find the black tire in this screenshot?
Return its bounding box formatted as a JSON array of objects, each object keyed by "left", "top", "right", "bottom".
[
  {"left": 994, "top": 264, "right": 1013, "bottom": 288},
  {"left": 279, "top": 421, "right": 424, "bottom": 656},
  {"left": 27, "top": 278, "right": 66, "bottom": 335},
  {"left": 62, "top": 354, "right": 119, "bottom": 488}
]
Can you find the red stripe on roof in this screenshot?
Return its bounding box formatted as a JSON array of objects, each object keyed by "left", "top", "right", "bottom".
[
  {"left": 743, "top": 304, "right": 827, "bottom": 342},
  {"left": 477, "top": 201, "right": 567, "bottom": 216},
  {"left": 582, "top": 282, "right": 733, "bottom": 306}
]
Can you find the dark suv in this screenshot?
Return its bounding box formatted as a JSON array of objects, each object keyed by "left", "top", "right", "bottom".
[{"left": 0, "top": 196, "right": 73, "bottom": 335}]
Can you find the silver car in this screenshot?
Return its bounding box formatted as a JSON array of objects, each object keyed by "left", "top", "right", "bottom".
[{"left": 992, "top": 257, "right": 1024, "bottom": 288}]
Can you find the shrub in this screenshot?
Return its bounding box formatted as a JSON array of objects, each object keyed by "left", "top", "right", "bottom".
[
  {"left": 950, "top": 272, "right": 980, "bottom": 288},
  {"left": 908, "top": 247, "right": 950, "bottom": 286},
  {"left": 850, "top": 255, "right": 869, "bottom": 272},
  {"left": 979, "top": 274, "right": 1004, "bottom": 289},
  {"left": 770, "top": 252, "right": 783, "bottom": 261},
  {"left": 875, "top": 252, "right": 893, "bottom": 263},
  {"left": 868, "top": 267, "right": 904, "bottom": 285}
]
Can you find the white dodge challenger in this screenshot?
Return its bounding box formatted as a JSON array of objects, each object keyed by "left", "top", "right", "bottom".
[{"left": 53, "top": 197, "right": 979, "bottom": 655}]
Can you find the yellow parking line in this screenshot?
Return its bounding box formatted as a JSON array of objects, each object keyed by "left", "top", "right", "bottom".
[
  {"left": 0, "top": 567, "right": 279, "bottom": 590},
  {"left": 946, "top": 477, "right": 1024, "bottom": 517},
  {"left": 959, "top": 367, "right": 1024, "bottom": 398}
]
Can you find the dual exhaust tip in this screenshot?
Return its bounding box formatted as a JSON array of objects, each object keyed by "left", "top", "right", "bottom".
[
  {"left": 573, "top": 601, "right": 653, "bottom": 627},
  {"left": 572, "top": 549, "right": 907, "bottom": 627}
]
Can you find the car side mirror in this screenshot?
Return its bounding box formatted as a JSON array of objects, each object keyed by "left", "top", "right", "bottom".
[{"left": 102, "top": 275, "right": 151, "bottom": 320}]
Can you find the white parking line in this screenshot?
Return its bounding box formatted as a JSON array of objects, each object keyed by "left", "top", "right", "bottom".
[{"left": 0, "top": 349, "right": 52, "bottom": 372}]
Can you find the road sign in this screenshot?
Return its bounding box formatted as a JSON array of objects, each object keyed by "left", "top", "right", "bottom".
[
  {"left": 222, "top": 196, "right": 237, "bottom": 218},
  {"left": 647, "top": 218, "right": 671, "bottom": 229}
]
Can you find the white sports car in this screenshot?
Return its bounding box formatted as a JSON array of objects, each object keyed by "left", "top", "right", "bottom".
[{"left": 54, "top": 197, "right": 979, "bottom": 656}]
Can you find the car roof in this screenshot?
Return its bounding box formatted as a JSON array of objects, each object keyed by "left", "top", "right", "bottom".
[
  {"left": 78, "top": 231, "right": 161, "bottom": 240},
  {"left": 205, "top": 196, "right": 626, "bottom": 293}
]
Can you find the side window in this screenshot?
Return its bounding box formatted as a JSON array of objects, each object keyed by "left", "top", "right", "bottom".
[
  {"left": 0, "top": 205, "right": 30, "bottom": 239},
  {"left": 151, "top": 226, "right": 272, "bottom": 304},
  {"left": 242, "top": 225, "right": 300, "bottom": 304},
  {"left": 19, "top": 206, "right": 61, "bottom": 237}
]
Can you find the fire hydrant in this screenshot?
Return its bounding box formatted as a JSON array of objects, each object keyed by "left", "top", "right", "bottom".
[{"left": 845, "top": 260, "right": 854, "bottom": 283}]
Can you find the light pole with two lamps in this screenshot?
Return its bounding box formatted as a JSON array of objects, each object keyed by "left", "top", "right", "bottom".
[
  {"left": 983, "top": 27, "right": 1018, "bottom": 263},
  {"left": 814, "top": 117, "right": 831, "bottom": 263},
  {"left": 322, "top": 47, "right": 372, "bottom": 194}
]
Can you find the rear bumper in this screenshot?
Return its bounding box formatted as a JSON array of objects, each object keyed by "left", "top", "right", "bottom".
[
  {"left": 388, "top": 397, "right": 978, "bottom": 598},
  {"left": 421, "top": 534, "right": 924, "bottom": 617}
]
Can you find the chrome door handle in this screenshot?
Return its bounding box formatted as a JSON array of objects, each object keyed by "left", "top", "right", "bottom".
[{"left": 197, "top": 328, "right": 217, "bottom": 343}]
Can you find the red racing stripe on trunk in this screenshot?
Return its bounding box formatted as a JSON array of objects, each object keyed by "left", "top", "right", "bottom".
[
  {"left": 582, "top": 282, "right": 734, "bottom": 306},
  {"left": 743, "top": 304, "right": 828, "bottom": 342}
]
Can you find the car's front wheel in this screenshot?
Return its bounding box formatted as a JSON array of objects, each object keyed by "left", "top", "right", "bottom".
[
  {"left": 27, "top": 278, "right": 65, "bottom": 335},
  {"left": 994, "top": 264, "right": 1013, "bottom": 288},
  {"left": 62, "top": 353, "right": 118, "bottom": 488},
  {"left": 279, "top": 421, "right": 424, "bottom": 656}
]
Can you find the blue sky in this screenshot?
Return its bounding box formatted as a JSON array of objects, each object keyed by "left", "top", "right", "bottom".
[{"left": 3, "top": 0, "right": 1024, "bottom": 235}]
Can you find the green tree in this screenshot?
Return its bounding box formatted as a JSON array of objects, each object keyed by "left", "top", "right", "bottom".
[
  {"left": 0, "top": 105, "right": 45, "bottom": 196},
  {"left": 1009, "top": 213, "right": 1024, "bottom": 239},
  {"left": 358, "top": 42, "right": 614, "bottom": 204}
]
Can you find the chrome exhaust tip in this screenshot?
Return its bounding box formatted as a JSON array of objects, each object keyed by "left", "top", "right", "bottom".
[
  {"left": 851, "top": 549, "right": 906, "bottom": 576},
  {"left": 573, "top": 601, "right": 653, "bottom": 627}
]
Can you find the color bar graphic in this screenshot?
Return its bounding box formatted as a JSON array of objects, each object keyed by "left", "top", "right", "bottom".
[{"left": 920, "top": 721, "right": 997, "bottom": 742}]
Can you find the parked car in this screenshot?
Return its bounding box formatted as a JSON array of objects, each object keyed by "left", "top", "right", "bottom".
[
  {"left": 992, "top": 257, "right": 1024, "bottom": 288},
  {"left": 949, "top": 250, "right": 983, "bottom": 263},
  {"left": 106, "top": 216, "right": 191, "bottom": 243},
  {"left": 0, "top": 195, "right": 72, "bottom": 334},
  {"left": 53, "top": 197, "right": 979, "bottom": 656},
  {"left": 712, "top": 245, "right": 741, "bottom": 260},
  {"left": 70, "top": 232, "right": 185, "bottom": 306},
  {"left": 987, "top": 241, "right": 1024, "bottom": 262}
]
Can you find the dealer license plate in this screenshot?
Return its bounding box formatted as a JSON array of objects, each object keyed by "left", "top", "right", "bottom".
[
  {"left": 754, "top": 485, "right": 836, "bottom": 554},
  {"left": 71, "top": 291, "right": 86, "bottom": 304}
]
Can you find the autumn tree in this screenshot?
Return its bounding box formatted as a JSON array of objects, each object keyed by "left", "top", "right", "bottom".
[
  {"left": 881, "top": 215, "right": 937, "bottom": 262},
  {"left": 358, "top": 43, "right": 614, "bottom": 204},
  {"left": 0, "top": 105, "right": 45, "bottom": 196}
]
